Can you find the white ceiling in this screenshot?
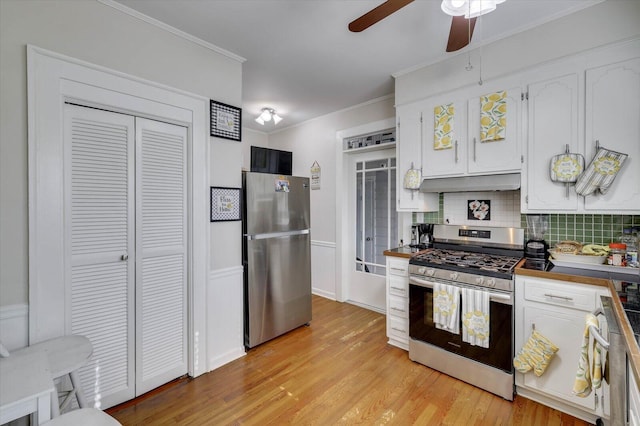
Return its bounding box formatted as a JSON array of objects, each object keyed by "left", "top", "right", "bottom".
[{"left": 113, "top": 0, "right": 602, "bottom": 133}]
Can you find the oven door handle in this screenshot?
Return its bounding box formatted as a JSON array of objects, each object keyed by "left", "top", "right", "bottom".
[
  {"left": 409, "top": 276, "right": 512, "bottom": 305},
  {"left": 589, "top": 307, "right": 610, "bottom": 350}
]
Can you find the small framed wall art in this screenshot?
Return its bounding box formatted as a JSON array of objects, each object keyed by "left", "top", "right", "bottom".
[
  {"left": 210, "top": 186, "right": 242, "bottom": 222},
  {"left": 210, "top": 100, "right": 242, "bottom": 141}
]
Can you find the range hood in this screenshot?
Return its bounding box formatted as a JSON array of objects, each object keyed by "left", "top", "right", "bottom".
[{"left": 419, "top": 173, "right": 521, "bottom": 193}]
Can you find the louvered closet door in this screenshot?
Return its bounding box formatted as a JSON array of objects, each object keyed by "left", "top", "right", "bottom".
[
  {"left": 65, "top": 104, "right": 136, "bottom": 408},
  {"left": 134, "top": 117, "right": 188, "bottom": 396},
  {"left": 65, "top": 105, "right": 188, "bottom": 408}
]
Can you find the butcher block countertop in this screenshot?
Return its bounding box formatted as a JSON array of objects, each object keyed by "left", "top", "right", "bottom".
[
  {"left": 516, "top": 261, "right": 640, "bottom": 386},
  {"left": 383, "top": 246, "right": 428, "bottom": 259}
]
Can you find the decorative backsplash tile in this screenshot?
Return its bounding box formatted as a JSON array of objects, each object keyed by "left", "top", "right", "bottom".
[
  {"left": 522, "top": 214, "right": 640, "bottom": 246},
  {"left": 415, "top": 191, "right": 521, "bottom": 228},
  {"left": 414, "top": 192, "right": 640, "bottom": 246}
]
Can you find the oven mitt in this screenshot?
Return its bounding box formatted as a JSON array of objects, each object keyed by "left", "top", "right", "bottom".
[
  {"left": 575, "top": 147, "right": 628, "bottom": 196},
  {"left": 513, "top": 329, "right": 559, "bottom": 377}
]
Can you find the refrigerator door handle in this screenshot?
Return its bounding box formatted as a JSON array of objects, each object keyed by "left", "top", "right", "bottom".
[{"left": 245, "top": 229, "right": 310, "bottom": 241}]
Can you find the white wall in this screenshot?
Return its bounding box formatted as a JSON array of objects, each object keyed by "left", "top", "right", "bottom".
[
  {"left": 395, "top": 0, "right": 640, "bottom": 106},
  {"left": 267, "top": 97, "right": 395, "bottom": 299},
  {"left": 0, "top": 0, "right": 242, "bottom": 305},
  {"left": 241, "top": 129, "right": 270, "bottom": 171}
]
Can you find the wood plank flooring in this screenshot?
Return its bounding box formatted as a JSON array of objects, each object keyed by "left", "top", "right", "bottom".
[{"left": 107, "top": 295, "right": 590, "bottom": 425}]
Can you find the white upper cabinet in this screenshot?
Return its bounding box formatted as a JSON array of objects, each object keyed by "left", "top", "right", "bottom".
[
  {"left": 395, "top": 103, "right": 438, "bottom": 212},
  {"left": 523, "top": 73, "right": 581, "bottom": 212},
  {"left": 522, "top": 51, "right": 640, "bottom": 214},
  {"left": 584, "top": 58, "right": 640, "bottom": 211},
  {"left": 467, "top": 87, "right": 523, "bottom": 174},
  {"left": 422, "top": 93, "right": 468, "bottom": 178},
  {"left": 422, "top": 86, "right": 522, "bottom": 178}
]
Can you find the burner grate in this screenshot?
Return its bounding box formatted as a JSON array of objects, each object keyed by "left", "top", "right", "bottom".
[{"left": 410, "top": 248, "right": 522, "bottom": 277}]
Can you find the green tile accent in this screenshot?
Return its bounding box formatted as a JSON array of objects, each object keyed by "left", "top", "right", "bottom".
[{"left": 523, "top": 214, "right": 640, "bottom": 246}]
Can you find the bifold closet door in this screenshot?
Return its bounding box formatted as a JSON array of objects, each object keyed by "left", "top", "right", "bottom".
[
  {"left": 64, "top": 104, "right": 188, "bottom": 408},
  {"left": 65, "top": 104, "right": 136, "bottom": 408},
  {"left": 134, "top": 117, "right": 187, "bottom": 396}
]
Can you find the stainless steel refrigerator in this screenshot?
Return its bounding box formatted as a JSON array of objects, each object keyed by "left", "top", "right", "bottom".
[{"left": 242, "top": 171, "right": 312, "bottom": 349}]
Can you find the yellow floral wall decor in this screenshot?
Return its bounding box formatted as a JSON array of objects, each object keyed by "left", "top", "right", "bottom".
[
  {"left": 434, "top": 103, "right": 454, "bottom": 150},
  {"left": 480, "top": 91, "right": 507, "bottom": 142}
]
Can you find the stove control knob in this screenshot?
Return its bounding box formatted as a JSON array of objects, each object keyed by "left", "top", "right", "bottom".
[
  {"left": 427, "top": 269, "right": 435, "bottom": 277},
  {"left": 417, "top": 267, "right": 426, "bottom": 275},
  {"left": 486, "top": 278, "right": 496, "bottom": 288},
  {"left": 450, "top": 272, "right": 458, "bottom": 280},
  {"left": 475, "top": 277, "right": 484, "bottom": 285}
]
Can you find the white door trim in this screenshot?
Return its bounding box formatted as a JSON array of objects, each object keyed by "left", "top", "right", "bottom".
[
  {"left": 335, "top": 118, "right": 395, "bottom": 303},
  {"left": 27, "top": 45, "right": 209, "bottom": 378}
]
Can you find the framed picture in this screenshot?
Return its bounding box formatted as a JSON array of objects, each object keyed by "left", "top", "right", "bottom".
[
  {"left": 210, "top": 186, "right": 242, "bottom": 222},
  {"left": 468, "top": 199, "right": 491, "bottom": 221},
  {"left": 210, "top": 100, "right": 242, "bottom": 141}
]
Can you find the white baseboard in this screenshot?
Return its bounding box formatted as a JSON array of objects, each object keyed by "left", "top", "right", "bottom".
[
  {"left": 312, "top": 288, "right": 336, "bottom": 300},
  {"left": 208, "top": 348, "right": 246, "bottom": 371},
  {"left": 0, "top": 304, "right": 29, "bottom": 351}
]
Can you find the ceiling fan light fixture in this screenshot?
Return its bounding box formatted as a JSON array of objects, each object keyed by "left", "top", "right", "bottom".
[
  {"left": 255, "top": 116, "right": 265, "bottom": 125},
  {"left": 272, "top": 113, "right": 282, "bottom": 125},
  {"left": 441, "top": 0, "right": 506, "bottom": 18}
]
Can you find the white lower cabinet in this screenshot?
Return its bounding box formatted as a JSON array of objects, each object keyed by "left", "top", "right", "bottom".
[
  {"left": 385, "top": 256, "right": 410, "bottom": 350},
  {"left": 515, "top": 276, "right": 610, "bottom": 423}
]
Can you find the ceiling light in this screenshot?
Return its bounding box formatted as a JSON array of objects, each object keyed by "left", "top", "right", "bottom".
[
  {"left": 441, "top": 0, "right": 506, "bottom": 19},
  {"left": 255, "top": 108, "right": 283, "bottom": 126}
]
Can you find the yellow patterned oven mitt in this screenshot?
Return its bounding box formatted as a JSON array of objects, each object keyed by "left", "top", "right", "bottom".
[
  {"left": 513, "top": 329, "right": 559, "bottom": 377},
  {"left": 575, "top": 147, "right": 627, "bottom": 196}
]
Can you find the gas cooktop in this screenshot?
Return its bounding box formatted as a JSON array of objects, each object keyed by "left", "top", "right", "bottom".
[
  {"left": 408, "top": 224, "right": 524, "bottom": 280},
  {"left": 410, "top": 248, "right": 522, "bottom": 279}
]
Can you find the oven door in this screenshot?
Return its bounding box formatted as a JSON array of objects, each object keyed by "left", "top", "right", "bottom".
[{"left": 409, "top": 275, "right": 513, "bottom": 373}]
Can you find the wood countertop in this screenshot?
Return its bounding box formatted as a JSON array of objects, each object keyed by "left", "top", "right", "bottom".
[
  {"left": 383, "top": 246, "right": 428, "bottom": 259},
  {"left": 516, "top": 260, "right": 640, "bottom": 387}
]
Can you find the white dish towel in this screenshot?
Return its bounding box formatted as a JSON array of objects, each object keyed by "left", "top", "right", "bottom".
[
  {"left": 462, "top": 287, "right": 490, "bottom": 348},
  {"left": 433, "top": 282, "right": 460, "bottom": 334}
]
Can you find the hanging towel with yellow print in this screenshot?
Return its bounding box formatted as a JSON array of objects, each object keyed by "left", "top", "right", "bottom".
[
  {"left": 573, "top": 313, "right": 603, "bottom": 397},
  {"left": 480, "top": 91, "right": 507, "bottom": 142},
  {"left": 434, "top": 103, "right": 454, "bottom": 150}
]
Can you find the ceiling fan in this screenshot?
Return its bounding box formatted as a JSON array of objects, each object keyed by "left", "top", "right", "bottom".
[{"left": 348, "top": 0, "right": 486, "bottom": 52}]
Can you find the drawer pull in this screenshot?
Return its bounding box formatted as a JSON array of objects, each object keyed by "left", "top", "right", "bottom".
[
  {"left": 391, "top": 327, "right": 406, "bottom": 333},
  {"left": 390, "top": 307, "right": 406, "bottom": 313},
  {"left": 391, "top": 286, "right": 406, "bottom": 292},
  {"left": 543, "top": 293, "right": 573, "bottom": 302},
  {"left": 390, "top": 267, "right": 406, "bottom": 273}
]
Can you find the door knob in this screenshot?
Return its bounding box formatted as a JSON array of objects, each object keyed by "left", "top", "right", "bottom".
[{"left": 121, "top": 254, "right": 129, "bottom": 261}]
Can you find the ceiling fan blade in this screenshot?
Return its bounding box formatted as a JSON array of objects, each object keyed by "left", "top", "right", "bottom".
[
  {"left": 446, "top": 16, "right": 477, "bottom": 52},
  {"left": 348, "top": 0, "right": 414, "bottom": 32}
]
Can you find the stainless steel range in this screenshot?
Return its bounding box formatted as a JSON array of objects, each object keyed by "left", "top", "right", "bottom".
[{"left": 408, "top": 224, "right": 524, "bottom": 401}]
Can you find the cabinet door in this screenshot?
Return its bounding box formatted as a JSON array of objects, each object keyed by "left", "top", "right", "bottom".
[
  {"left": 523, "top": 74, "right": 580, "bottom": 212},
  {"left": 584, "top": 58, "right": 640, "bottom": 211},
  {"left": 422, "top": 96, "right": 467, "bottom": 178},
  {"left": 522, "top": 305, "right": 596, "bottom": 411},
  {"left": 396, "top": 104, "right": 424, "bottom": 211},
  {"left": 468, "top": 87, "right": 522, "bottom": 174}
]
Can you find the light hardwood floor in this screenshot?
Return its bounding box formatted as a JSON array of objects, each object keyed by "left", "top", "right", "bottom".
[{"left": 107, "top": 295, "right": 590, "bottom": 425}]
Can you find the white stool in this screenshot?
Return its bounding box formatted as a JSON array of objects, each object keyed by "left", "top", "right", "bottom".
[
  {"left": 12, "top": 335, "right": 93, "bottom": 417},
  {"left": 43, "top": 408, "right": 121, "bottom": 425}
]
